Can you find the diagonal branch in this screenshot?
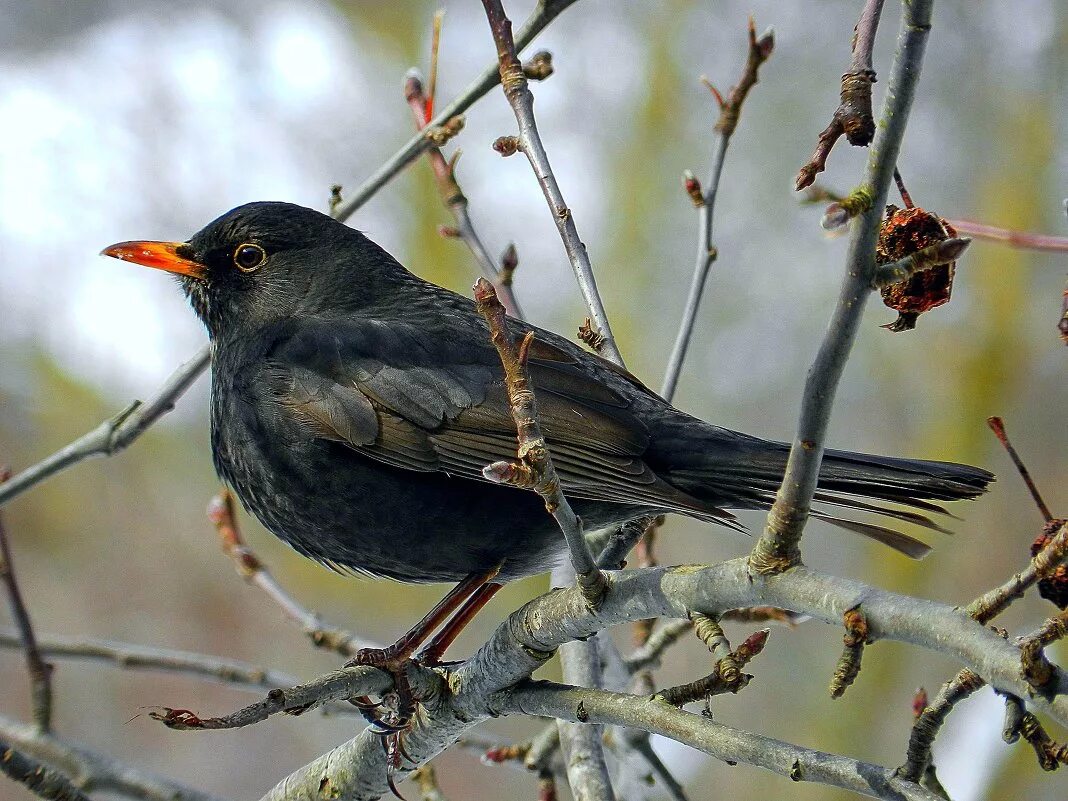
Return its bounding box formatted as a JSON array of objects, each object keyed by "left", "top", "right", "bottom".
[
  {"left": 661, "top": 17, "right": 774, "bottom": 399},
  {"left": 404, "top": 70, "right": 524, "bottom": 319},
  {"left": 0, "top": 713, "right": 227, "bottom": 801},
  {"left": 262, "top": 557, "right": 1067, "bottom": 801},
  {"left": 507, "top": 682, "right": 941, "bottom": 801},
  {"left": 796, "top": 0, "right": 887, "bottom": 189},
  {"left": 332, "top": 0, "right": 581, "bottom": 223},
  {"left": 474, "top": 280, "right": 606, "bottom": 602},
  {"left": 0, "top": 472, "right": 52, "bottom": 732},
  {"left": 481, "top": 0, "right": 624, "bottom": 367},
  {"left": 750, "top": 0, "right": 935, "bottom": 573},
  {"left": 0, "top": 346, "right": 210, "bottom": 508},
  {"left": 0, "top": 738, "right": 91, "bottom": 801}
]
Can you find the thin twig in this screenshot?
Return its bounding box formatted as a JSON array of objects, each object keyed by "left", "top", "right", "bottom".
[
  {"left": 0, "top": 713, "right": 226, "bottom": 801},
  {"left": 508, "top": 682, "right": 941, "bottom": 801},
  {"left": 750, "top": 0, "right": 935, "bottom": 574},
  {"left": 333, "top": 0, "right": 580, "bottom": 223},
  {"left": 0, "top": 628, "right": 299, "bottom": 695},
  {"left": 404, "top": 69, "right": 523, "bottom": 318},
  {"left": 148, "top": 665, "right": 393, "bottom": 731},
  {"left": 655, "top": 629, "right": 769, "bottom": 707},
  {"left": 622, "top": 730, "right": 690, "bottom": 801},
  {"left": 896, "top": 668, "right": 986, "bottom": 782},
  {"left": 623, "top": 620, "right": 692, "bottom": 673},
  {"left": 796, "top": 0, "right": 887, "bottom": 189},
  {"left": 0, "top": 739, "right": 91, "bottom": 801},
  {"left": 207, "top": 489, "right": 381, "bottom": 655},
  {"left": 965, "top": 520, "right": 1068, "bottom": 624},
  {"left": 474, "top": 279, "right": 607, "bottom": 604},
  {"left": 0, "top": 471, "right": 52, "bottom": 732},
  {"left": 986, "top": 416, "right": 1054, "bottom": 522},
  {"left": 481, "top": 0, "right": 624, "bottom": 366},
  {"left": 661, "top": 17, "right": 774, "bottom": 399},
  {"left": 0, "top": 346, "right": 210, "bottom": 508},
  {"left": 946, "top": 218, "right": 1068, "bottom": 252},
  {"left": 870, "top": 237, "right": 971, "bottom": 289}
]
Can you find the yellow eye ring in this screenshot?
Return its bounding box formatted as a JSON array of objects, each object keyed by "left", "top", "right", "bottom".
[{"left": 233, "top": 243, "right": 266, "bottom": 273}]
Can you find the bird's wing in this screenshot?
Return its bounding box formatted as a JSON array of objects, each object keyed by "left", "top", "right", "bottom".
[{"left": 256, "top": 319, "right": 717, "bottom": 517}]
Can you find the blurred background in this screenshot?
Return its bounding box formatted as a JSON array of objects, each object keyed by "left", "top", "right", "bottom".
[{"left": 0, "top": 0, "right": 1065, "bottom": 799}]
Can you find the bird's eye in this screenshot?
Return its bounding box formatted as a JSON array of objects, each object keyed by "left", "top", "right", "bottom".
[{"left": 233, "top": 243, "right": 266, "bottom": 273}]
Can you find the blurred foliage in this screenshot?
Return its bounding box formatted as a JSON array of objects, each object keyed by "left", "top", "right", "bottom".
[{"left": 1, "top": 1, "right": 1066, "bottom": 800}]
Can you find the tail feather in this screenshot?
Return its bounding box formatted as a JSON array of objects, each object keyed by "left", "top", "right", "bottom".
[{"left": 658, "top": 428, "right": 994, "bottom": 559}]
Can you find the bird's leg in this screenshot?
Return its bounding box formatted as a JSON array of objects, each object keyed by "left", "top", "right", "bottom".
[
  {"left": 347, "top": 567, "right": 500, "bottom": 738},
  {"left": 346, "top": 567, "right": 499, "bottom": 669},
  {"left": 416, "top": 582, "right": 502, "bottom": 666}
]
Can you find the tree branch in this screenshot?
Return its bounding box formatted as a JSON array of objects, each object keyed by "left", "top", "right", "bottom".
[
  {"left": 262, "top": 556, "right": 1066, "bottom": 801},
  {"left": 750, "top": 0, "right": 935, "bottom": 573},
  {"left": 0, "top": 738, "right": 90, "bottom": 801},
  {"left": 507, "top": 682, "right": 940, "bottom": 801},
  {"left": 0, "top": 473, "right": 52, "bottom": 731},
  {"left": 404, "top": 70, "right": 523, "bottom": 319},
  {"left": 661, "top": 17, "right": 774, "bottom": 399},
  {"left": 147, "top": 666, "right": 392, "bottom": 732},
  {"left": 796, "top": 0, "right": 887, "bottom": 189},
  {"left": 480, "top": 0, "right": 624, "bottom": 366},
  {"left": 0, "top": 346, "right": 210, "bottom": 508},
  {"left": 207, "top": 489, "right": 381, "bottom": 656},
  {"left": 0, "top": 714, "right": 226, "bottom": 801},
  {"left": 332, "top": 0, "right": 581, "bottom": 224},
  {"left": 0, "top": 628, "right": 299, "bottom": 695}
]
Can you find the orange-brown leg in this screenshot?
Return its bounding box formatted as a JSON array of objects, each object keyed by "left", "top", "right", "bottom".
[
  {"left": 417, "top": 582, "right": 503, "bottom": 665},
  {"left": 347, "top": 567, "right": 500, "bottom": 737},
  {"left": 346, "top": 567, "right": 499, "bottom": 669}
]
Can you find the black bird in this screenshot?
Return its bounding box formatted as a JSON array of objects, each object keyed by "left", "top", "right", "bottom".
[{"left": 102, "top": 201, "right": 992, "bottom": 667}]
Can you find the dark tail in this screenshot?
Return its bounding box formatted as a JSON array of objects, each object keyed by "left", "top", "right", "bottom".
[{"left": 654, "top": 424, "right": 994, "bottom": 558}]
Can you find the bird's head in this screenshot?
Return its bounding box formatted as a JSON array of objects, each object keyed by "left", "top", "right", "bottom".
[{"left": 102, "top": 201, "right": 401, "bottom": 339}]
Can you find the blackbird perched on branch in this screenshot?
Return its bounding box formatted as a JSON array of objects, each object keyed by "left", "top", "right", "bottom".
[{"left": 103, "top": 201, "right": 992, "bottom": 671}]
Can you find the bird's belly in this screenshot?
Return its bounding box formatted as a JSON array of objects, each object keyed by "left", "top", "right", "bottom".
[{"left": 222, "top": 436, "right": 587, "bottom": 583}]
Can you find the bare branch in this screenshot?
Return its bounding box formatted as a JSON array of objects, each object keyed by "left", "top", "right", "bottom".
[
  {"left": 896, "top": 668, "right": 985, "bottom": 782},
  {"left": 508, "top": 682, "right": 941, "bottom": 801},
  {"left": 0, "top": 346, "right": 210, "bottom": 508},
  {"left": 986, "top": 416, "right": 1054, "bottom": 523},
  {"left": 263, "top": 557, "right": 1068, "bottom": 801},
  {"left": 870, "top": 237, "right": 971, "bottom": 289},
  {"left": 332, "top": 0, "right": 581, "bottom": 223},
  {"left": 0, "top": 738, "right": 90, "bottom": 801},
  {"left": 148, "top": 666, "right": 392, "bottom": 732},
  {"left": 661, "top": 17, "right": 774, "bottom": 399},
  {"left": 796, "top": 0, "right": 887, "bottom": 189},
  {"left": 965, "top": 520, "right": 1068, "bottom": 623},
  {"left": 207, "top": 489, "right": 381, "bottom": 655},
  {"left": 480, "top": 0, "right": 625, "bottom": 367},
  {"left": 0, "top": 471, "right": 52, "bottom": 731},
  {"left": 751, "top": 0, "right": 935, "bottom": 573},
  {"left": 0, "top": 628, "right": 299, "bottom": 694},
  {"left": 404, "top": 70, "right": 523, "bottom": 318},
  {"left": 0, "top": 714, "right": 226, "bottom": 801},
  {"left": 474, "top": 279, "right": 606, "bottom": 602}
]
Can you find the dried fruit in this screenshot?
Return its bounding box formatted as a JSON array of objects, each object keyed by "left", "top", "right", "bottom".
[
  {"left": 1031, "top": 519, "right": 1068, "bottom": 610},
  {"left": 876, "top": 204, "right": 957, "bottom": 331}
]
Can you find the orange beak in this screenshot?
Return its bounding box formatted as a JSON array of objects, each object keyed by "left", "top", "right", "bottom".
[{"left": 100, "top": 240, "right": 206, "bottom": 280}]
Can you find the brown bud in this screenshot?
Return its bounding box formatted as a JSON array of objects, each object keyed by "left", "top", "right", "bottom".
[
  {"left": 523, "top": 51, "right": 554, "bottom": 81},
  {"left": 493, "top": 136, "right": 521, "bottom": 157},
  {"left": 683, "top": 170, "right": 705, "bottom": 207}
]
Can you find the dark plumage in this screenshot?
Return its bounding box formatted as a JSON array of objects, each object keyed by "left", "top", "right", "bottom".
[{"left": 104, "top": 201, "right": 993, "bottom": 584}]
